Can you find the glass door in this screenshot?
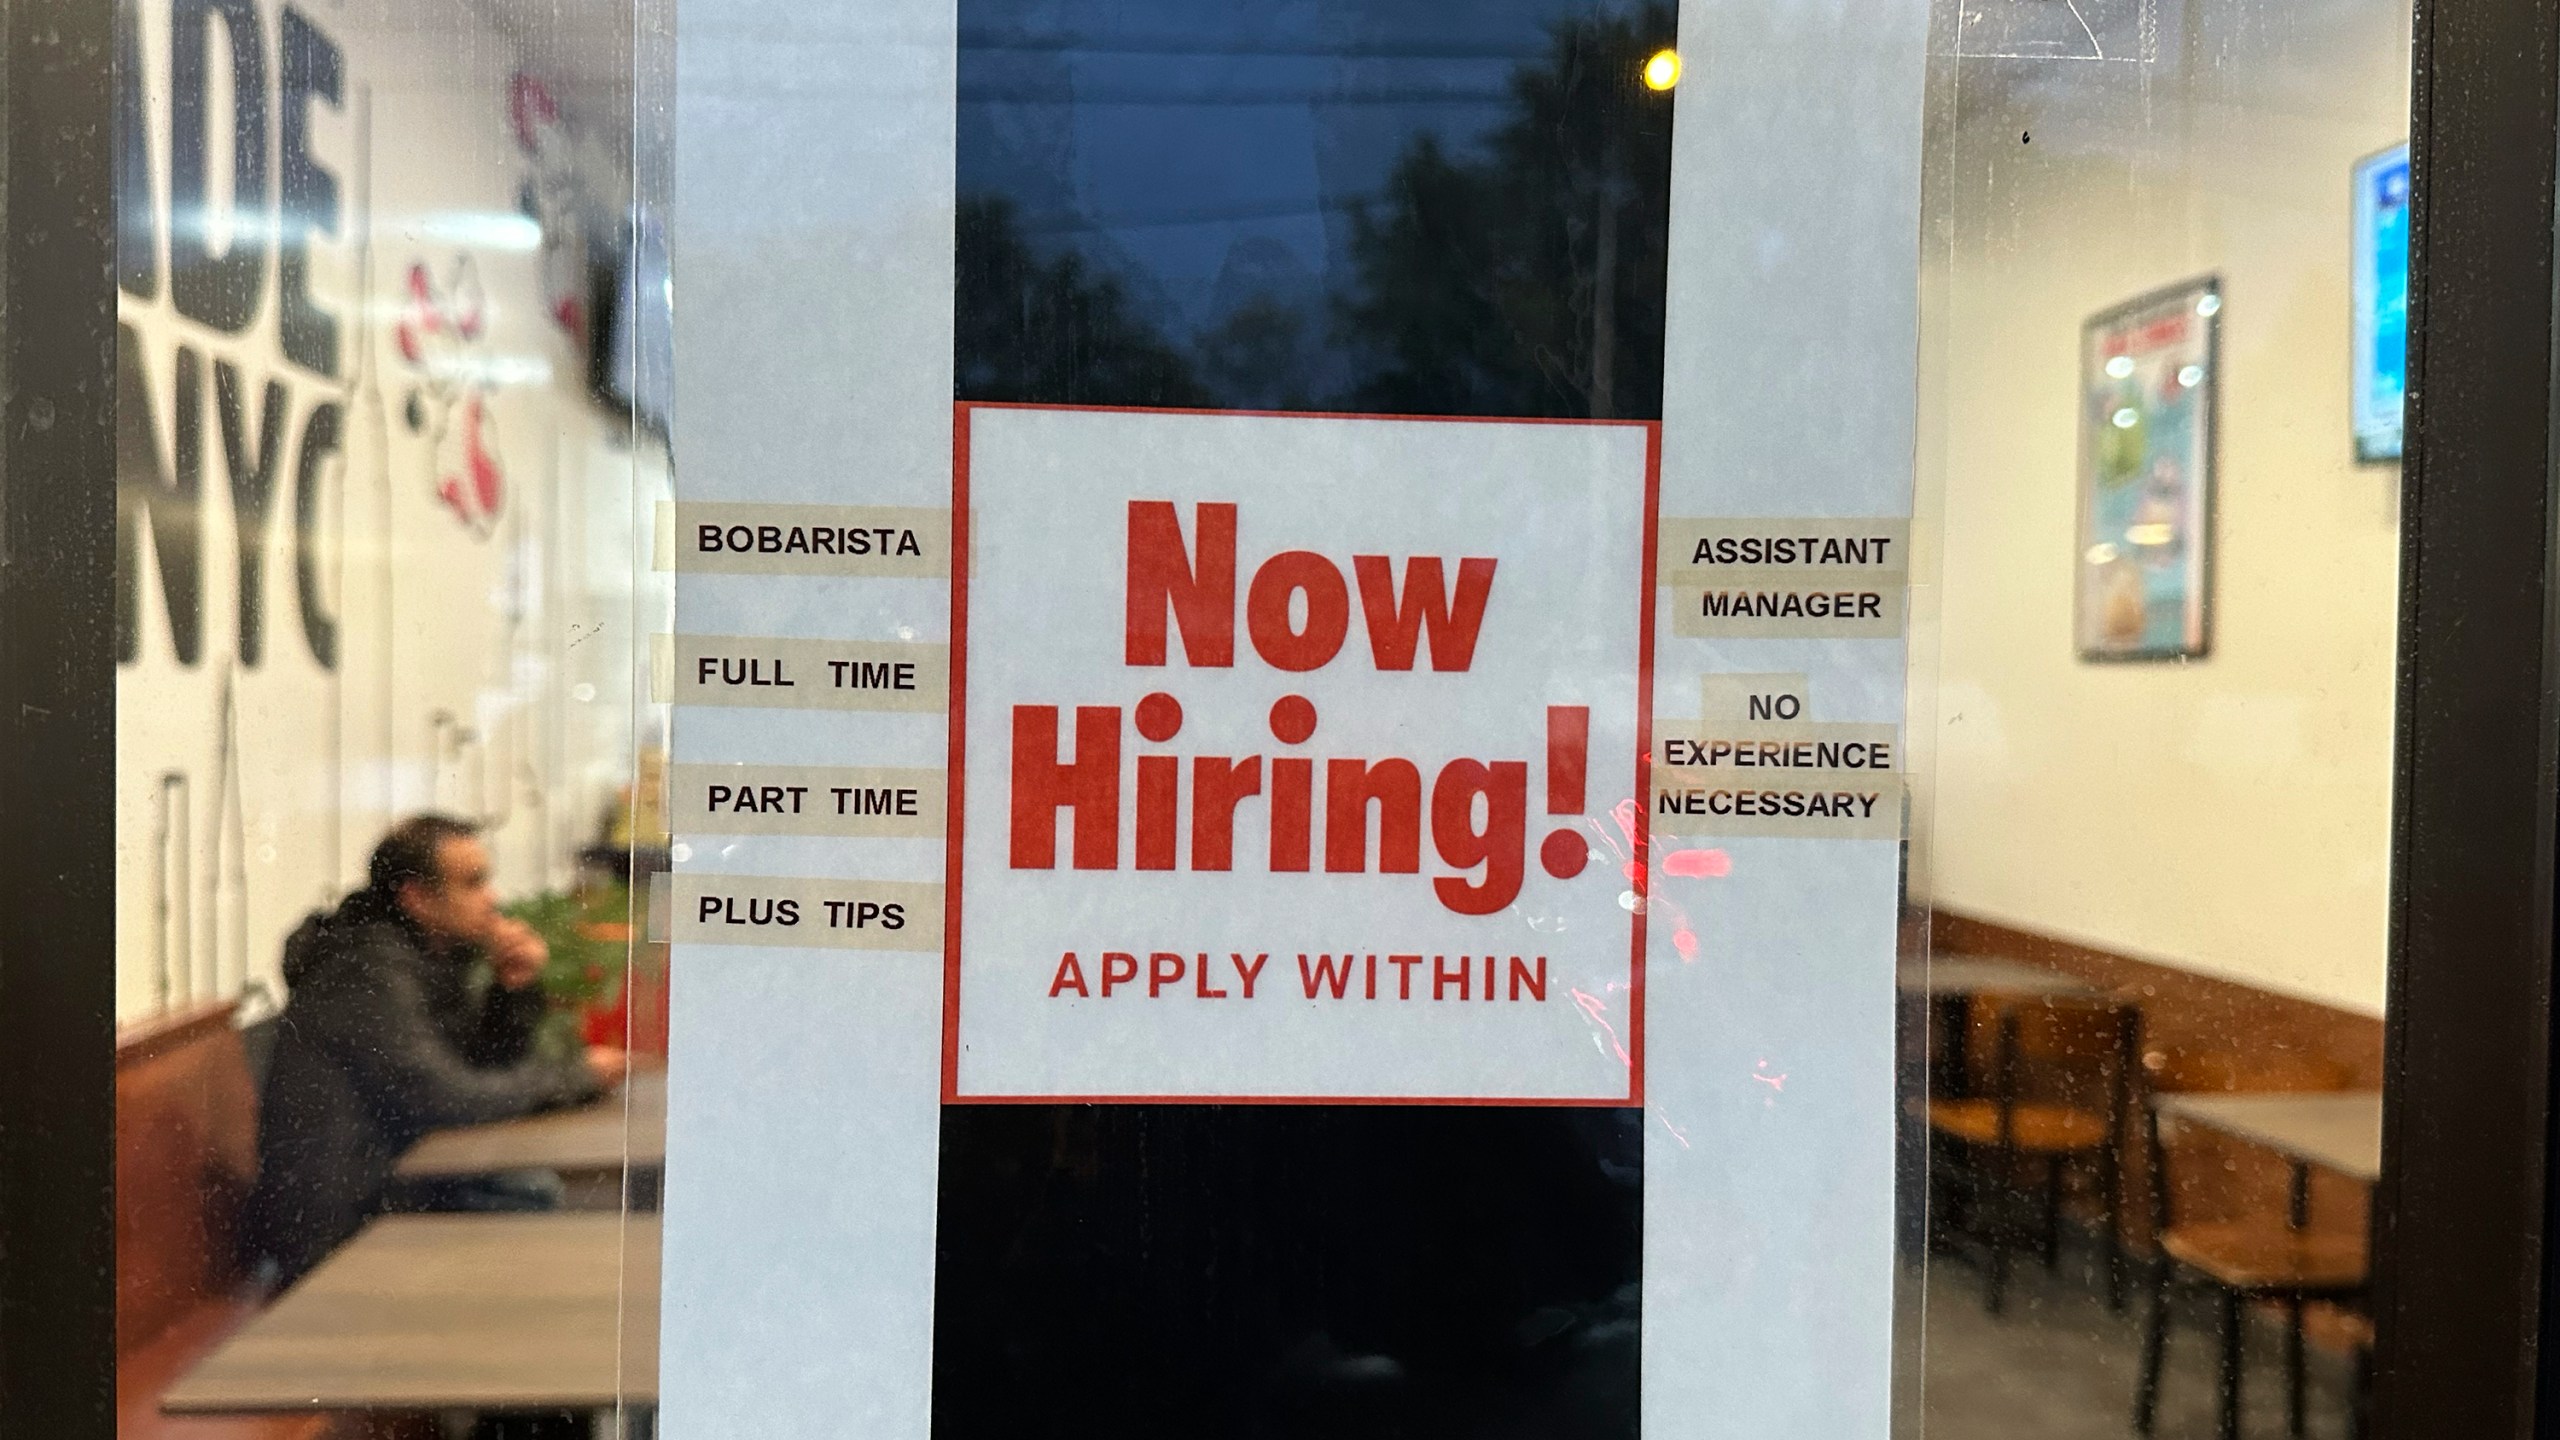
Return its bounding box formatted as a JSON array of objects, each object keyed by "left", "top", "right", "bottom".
[{"left": 14, "top": 0, "right": 2558, "bottom": 1435}]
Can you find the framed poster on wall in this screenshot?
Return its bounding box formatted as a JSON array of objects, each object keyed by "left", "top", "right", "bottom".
[
  {"left": 2351, "top": 143, "right": 2411, "bottom": 465},
  {"left": 2076, "top": 276, "right": 2219, "bottom": 661}
]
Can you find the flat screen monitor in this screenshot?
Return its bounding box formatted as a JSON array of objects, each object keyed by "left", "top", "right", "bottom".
[
  {"left": 592, "top": 208, "right": 671, "bottom": 435},
  {"left": 2351, "top": 142, "right": 2409, "bottom": 463}
]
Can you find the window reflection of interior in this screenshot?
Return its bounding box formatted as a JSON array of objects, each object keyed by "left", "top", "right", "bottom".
[
  {"left": 1904, "top": 0, "right": 2408, "bottom": 1435},
  {"left": 113, "top": 0, "right": 665, "bottom": 1434}
]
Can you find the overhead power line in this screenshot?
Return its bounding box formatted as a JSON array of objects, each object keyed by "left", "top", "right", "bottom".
[
  {"left": 959, "top": 84, "right": 1516, "bottom": 107},
  {"left": 958, "top": 30, "right": 1547, "bottom": 61},
  {"left": 1010, "top": 191, "right": 1381, "bottom": 236}
]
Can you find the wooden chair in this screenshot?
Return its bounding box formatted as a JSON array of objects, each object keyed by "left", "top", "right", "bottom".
[
  {"left": 2131, "top": 1061, "right": 2368, "bottom": 1440},
  {"left": 2143, "top": 1047, "right": 2355, "bottom": 1099},
  {"left": 2337, "top": 1310, "right": 2375, "bottom": 1440},
  {"left": 1924, "top": 991, "right": 2140, "bottom": 1313}
]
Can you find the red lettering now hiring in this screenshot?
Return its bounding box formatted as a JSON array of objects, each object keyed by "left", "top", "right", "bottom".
[{"left": 1123, "top": 501, "right": 1496, "bottom": 673}]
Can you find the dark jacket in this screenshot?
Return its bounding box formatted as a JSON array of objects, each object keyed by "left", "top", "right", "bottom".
[{"left": 242, "top": 893, "right": 601, "bottom": 1284}]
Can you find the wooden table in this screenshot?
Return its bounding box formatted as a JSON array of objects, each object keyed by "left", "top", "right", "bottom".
[
  {"left": 1897, "top": 955, "right": 2099, "bottom": 999},
  {"left": 1897, "top": 956, "right": 2100, "bottom": 1098},
  {"left": 2153, "top": 1090, "right": 2383, "bottom": 1184},
  {"left": 164, "top": 1213, "right": 659, "bottom": 1415},
  {"left": 398, "top": 1069, "right": 667, "bottom": 1180}
]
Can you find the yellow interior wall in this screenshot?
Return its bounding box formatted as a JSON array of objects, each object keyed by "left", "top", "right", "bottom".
[{"left": 1907, "top": 6, "right": 2411, "bottom": 1016}]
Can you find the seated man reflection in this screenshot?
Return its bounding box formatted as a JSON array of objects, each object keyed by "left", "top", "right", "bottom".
[{"left": 244, "top": 813, "right": 628, "bottom": 1288}]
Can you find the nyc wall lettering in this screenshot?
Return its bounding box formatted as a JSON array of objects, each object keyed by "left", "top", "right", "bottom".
[{"left": 115, "top": 0, "right": 347, "bottom": 669}]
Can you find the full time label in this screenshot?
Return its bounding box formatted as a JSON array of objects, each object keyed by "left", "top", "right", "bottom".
[{"left": 655, "top": 634, "right": 950, "bottom": 711}]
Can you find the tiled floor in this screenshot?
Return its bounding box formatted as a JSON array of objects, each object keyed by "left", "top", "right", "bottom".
[{"left": 1899, "top": 1243, "right": 2359, "bottom": 1440}]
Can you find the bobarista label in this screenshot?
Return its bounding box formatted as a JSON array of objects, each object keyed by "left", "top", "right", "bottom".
[{"left": 658, "top": 500, "right": 953, "bottom": 578}]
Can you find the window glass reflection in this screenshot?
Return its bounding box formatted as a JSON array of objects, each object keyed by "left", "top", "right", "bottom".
[
  {"left": 1905, "top": 0, "right": 2406, "bottom": 1434},
  {"left": 114, "top": 0, "right": 660, "bottom": 1433}
]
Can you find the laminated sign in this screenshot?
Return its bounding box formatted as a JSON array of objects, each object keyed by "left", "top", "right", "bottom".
[
  {"left": 949, "top": 406, "right": 1659, "bottom": 1103},
  {"left": 666, "top": 1, "right": 1926, "bottom": 1434}
]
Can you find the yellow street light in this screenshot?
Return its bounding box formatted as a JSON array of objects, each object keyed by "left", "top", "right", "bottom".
[{"left": 1643, "top": 48, "right": 1682, "bottom": 91}]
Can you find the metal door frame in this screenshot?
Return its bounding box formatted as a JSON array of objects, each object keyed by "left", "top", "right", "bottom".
[{"left": 7, "top": 0, "right": 2560, "bottom": 1433}]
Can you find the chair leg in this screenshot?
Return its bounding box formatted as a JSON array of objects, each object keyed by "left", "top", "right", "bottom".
[
  {"left": 2102, "top": 1142, "right": 2127, "bottom": 1312},
  {"left": 2133, "top": 1259, "right": 2171, "bottom": 1436},
  {"left": 1924, "top": 1139, "right": 1948, "bottom": 1251},
  {"left": 2217, "top": 1289, "right": 2244, "bottom": 1440},
  {"left": 2350, "top": 1339, "right": 2374, "bottom": 1440},
  {"left": 1967, "top": 1140, "right": 2006, "bottom": 1314},
  {"left": 1927, "top": 1138, "right": 1954, "bottom": 1246},
  {"left": 2042, "top": 1156, "right": 2064, "bottom": 1271},
  {"left": 1941, "top": 1138, "right": 1971, "bottom": 1245},
  {"left": 2285, "top": 1296, "right": 2307, "bottom": 1437},
  {"left": 1986, "top": 1219, "right": 2012, "bottom": 1315},
  {"left": 1984, "top": 1140, "right": 2025, "bottom": 1314},
  {"left": 2104, "top": 1224, "right": 2127, "bottom": 1311}
]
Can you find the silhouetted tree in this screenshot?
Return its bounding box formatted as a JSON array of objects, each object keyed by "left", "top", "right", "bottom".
[
  {"left": 1195, "top": 295, "right": 1319, "bottom": 411},
  {"left": 1337, "top": 3, "right": 1676, "bottom": 419},
  {"left": 954, "top": 196, "right": 1211, "bottom": 407}
]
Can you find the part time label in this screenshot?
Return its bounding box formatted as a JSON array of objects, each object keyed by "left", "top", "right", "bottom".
[{"left": 672, "top": 763, "right": 946, "bottom": 837}]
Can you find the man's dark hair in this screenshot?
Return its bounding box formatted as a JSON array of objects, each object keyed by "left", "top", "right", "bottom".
[{"left": 367, "top": 813, "right": 481, "bottom": 900}]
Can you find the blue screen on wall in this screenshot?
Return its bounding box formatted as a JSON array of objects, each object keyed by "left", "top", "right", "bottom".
[{"left": 2351, "top": 143, "right": 2408, "bottom": 463}]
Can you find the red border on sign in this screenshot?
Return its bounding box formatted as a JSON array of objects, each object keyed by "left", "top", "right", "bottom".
[{"left": 943, "top": 401, "right": 1659, "bottom": 1108}]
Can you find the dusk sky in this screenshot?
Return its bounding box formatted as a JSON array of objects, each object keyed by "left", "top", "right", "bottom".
[{"left": 959, "top": 0, "right": 1632, "bottom": 334}]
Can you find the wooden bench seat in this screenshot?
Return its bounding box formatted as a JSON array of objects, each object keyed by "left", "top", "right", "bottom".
[
  {"left": 116, "top": 1296, "right": 337, "bottom": 1439},
  {"left": 117, "top": 1002, "right": 357, "bottom": 1439}
]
